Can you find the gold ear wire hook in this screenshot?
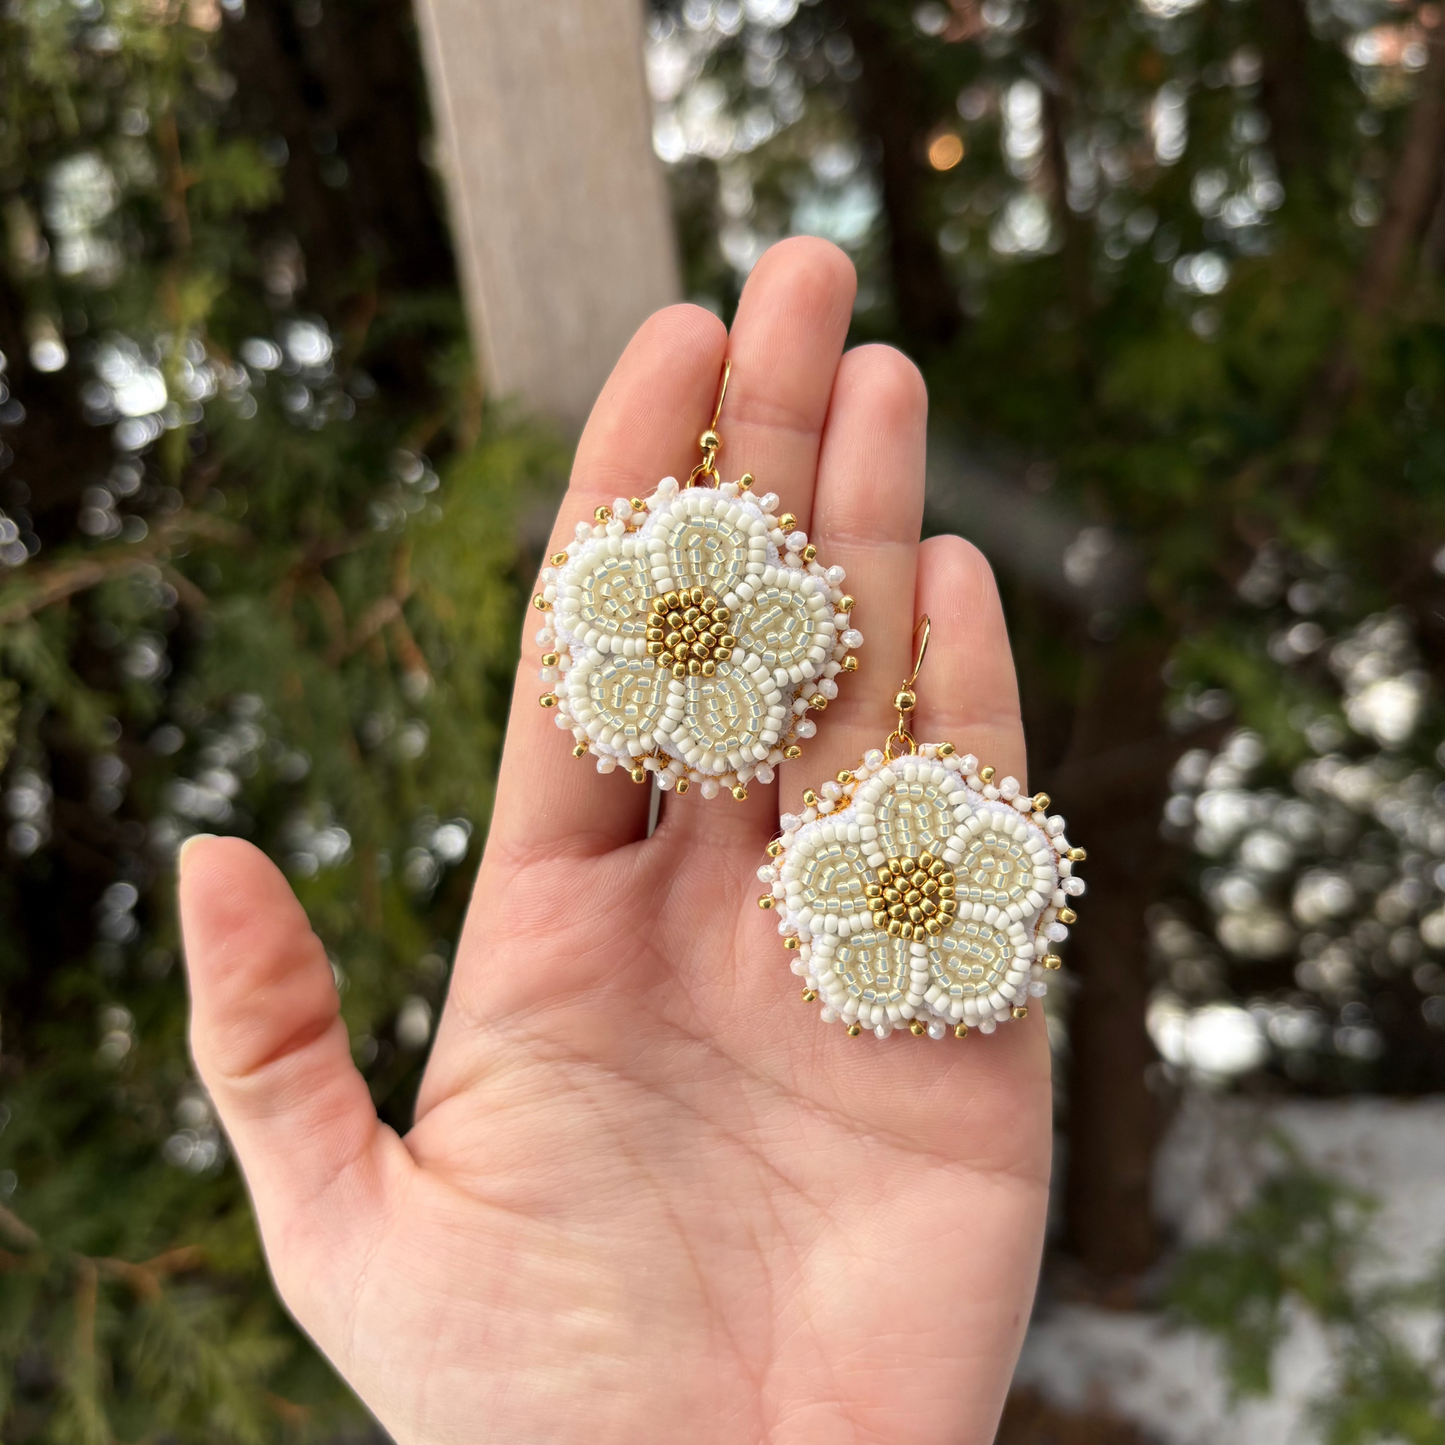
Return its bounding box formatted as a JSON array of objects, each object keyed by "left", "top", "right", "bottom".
[
  {"left": 711, "top": 359, "right": 731, "bottom": 432},
  {"left": 905, "top": 614, "right": 931, "bottom": 689},
  {"left": 885, "top": 615, "right": 931, "bottom": 760},
  {"left": 687, "top": 359, "right": 732, "bottom": 487}
]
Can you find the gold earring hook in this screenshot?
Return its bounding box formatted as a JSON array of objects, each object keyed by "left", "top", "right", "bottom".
[
  {"left": 905, "top": 614, "right": 931, "bottom": 689},
  {"left": 687, "top": 359, "right": 731, "bottom": 487},
  {"left": 711, "top": 359, "right": 731, "bottom": 432},
  {"left": 885, "top": 615, "right": 931, "bottom": 760}
]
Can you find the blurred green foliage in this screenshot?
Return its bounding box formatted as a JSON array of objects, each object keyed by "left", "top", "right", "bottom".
[
  {"left": 1170, "top": 1150, "right": 1445, "bottom": 1443},
  {"left": 0, "top": 0, "right": 563, "bottom": 1433}
]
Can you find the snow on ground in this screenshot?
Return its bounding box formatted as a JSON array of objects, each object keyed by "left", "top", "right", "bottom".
[{"left": 1012, "top": 1095, "right": 1445, "bottom": 1444}]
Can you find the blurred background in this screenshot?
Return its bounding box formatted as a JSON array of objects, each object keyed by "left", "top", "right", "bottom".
[{"left": 2, "top": 0, "right": 1444, "bottom": 1438}]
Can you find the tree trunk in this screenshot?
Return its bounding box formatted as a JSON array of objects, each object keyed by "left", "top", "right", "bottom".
[
  {"left": 834, "top": 0, "right": 964, "bottom": 351},
  {"left": 1053, "top": 638, "right": 1177, "bottom": 1280},
  {"left": 413, "top": 0, "right": 681, "bottom": 430}
]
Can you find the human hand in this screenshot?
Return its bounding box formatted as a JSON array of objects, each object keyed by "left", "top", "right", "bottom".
[{"left": 179, "top": 237, "right": 1051, "bottom": 1445}]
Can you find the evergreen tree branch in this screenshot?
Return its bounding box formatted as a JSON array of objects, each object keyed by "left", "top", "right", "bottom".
[
  {"left": 0, "top": 512, "right": 240, "bottom": 627},
  {"left": 0, "top": 1202, "right": 40, "bottom": 1249},
  {"left": 1290, "top": 23, "right": 1445, "bottom": 483}
]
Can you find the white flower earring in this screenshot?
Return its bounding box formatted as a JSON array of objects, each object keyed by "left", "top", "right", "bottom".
[
  {"left": 532, "top": 363, "right": 863, "bottom": 799},
  {"left": 757, "top": 617, "right": 1087, "bottom": 1040}
]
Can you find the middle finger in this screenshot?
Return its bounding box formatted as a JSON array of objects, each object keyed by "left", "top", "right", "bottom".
[{"left": 655, "top": 236, "right": 857, "bottom": 851}]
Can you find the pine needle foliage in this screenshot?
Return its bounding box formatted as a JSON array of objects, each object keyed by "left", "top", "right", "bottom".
[
  {"left": 0, "top": 0, "right": 565, "bottom": 1435},
  {"left": 1169, "top": 1152, "right": 1445, "bottom": 1444}
]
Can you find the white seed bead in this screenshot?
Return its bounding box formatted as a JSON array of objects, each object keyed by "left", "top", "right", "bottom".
[{"left": 842, "top": 629, "right": 863, "bottom": 648}]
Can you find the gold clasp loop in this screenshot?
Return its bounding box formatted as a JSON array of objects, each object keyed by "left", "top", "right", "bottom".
[
  {"left": 884, "top": 616, "right": 931, "bottom": 760},
  {"left": 686, "top": 359, "right": 731, "bottom": 487}
]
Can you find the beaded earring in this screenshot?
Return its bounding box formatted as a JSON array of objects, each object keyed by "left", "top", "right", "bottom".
[
  {"left": 532, "top": 363, "right": 863, "bottom": 799},
  {"left": 757, "top": 617, "right": 1086, "bottom": 1040}
]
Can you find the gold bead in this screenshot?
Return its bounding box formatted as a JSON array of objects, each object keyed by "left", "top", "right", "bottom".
[
  {"left": 980, "top": 765, "right": 996, "bottom": 783},
  {"left": 532, "top": 594, "right": 550, "bottom": 610},
  {"left": 846, "top": 1023, "right": 862, "bottom": 1037},
  {"left": 630, "top": 496, "right": 645, "bottom": 512},
  {"left": 740, "top": 473, "right": 754, "bottom": 490},
  {"left": 767, "top": 840, "right": 784, "bottom": 858},
  {"left": 841, "top": 656, "right": 858, "bottom": 673},
  {"left": 675, "top": 779, "right": 690, "bottom": 794},
  {"left": 664, "top": 590, "right": 681, "bottom": 610},
  {"left": 539, "top": 693, "right": 557, "bottom": 708},
  {"left": 778, "top": 512, "right": 797, "bottom": 531},
  {"left": 954, "top": 1023, "right": 969, "bottom": 1039},
  {"left": 1067, "top": 847, "right": 1087, "bottom": 863},
  {"left": 909, "top": 1020, "right": 926, "bottom": 1036},
  {"left": 809, "top": 694, "right": 828, "bottom": 710},
  {"left": 1059, "top": 907, "right": 1077, "bottom": 925},
  {"left": 541, "top": 651, "right": 559, "bottom": 667},
  {"left": 802, "top": 544, "right": 817, "bottom": 562},
  {"left": 699, "top": 428, "right": 720, "bottom": 452},
  {"left": 839, "top": 595, "right": 855, "bottom": 612},
  {"left": 784, "top": 744, "right": 802, "bottom": 759},
  {"left": 783, "top": 935, "right": 800, "bottom": 950},
  {"left": 938, "top": 742, "right": 955, "bottom": 756},
  {"left": 802, "top": 789, "right": 818, "bottom": 807},
  {"left": 594, "top": 505, "right": 612, "bottom": 523},
  {"left": 836, "top": 769, "right": 854, "bottom": 784},
  {"left": 894, "top": 689, "right": 916, "bottom": 713},
  {"left": 549, "top": 551, "right": 568, "bottom": 566},
  {"left": 732, "top": 785, "right": 748, "bottom": 801},
  {"left": 630, "top": 766, "right": 647, "bottom": 784},
  {"left": 572, "top": 742, "right": 588, "bottom": 758},
  {"left": 1032, "top": 792, "right": 1051, "bottom": 812},
  {"left": 687, "top": 659, "right": 702, "bottom": 675},
  {"left": 758, "top": 895, "right": 775, "bottom": 909},
  {"left": 802, "top": 989, "right": 818, "bottom": 1003},
  {"left": 1012, "top": 1005, "right": 1029, "bottom": 1020},
  {"left": 1043, "top": 953, "right": 1062, "bottom": 970}
]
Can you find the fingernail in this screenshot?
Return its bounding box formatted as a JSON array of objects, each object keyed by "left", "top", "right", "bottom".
[{"left": 177, "top": 833, "right": 217, "bottom": 875}]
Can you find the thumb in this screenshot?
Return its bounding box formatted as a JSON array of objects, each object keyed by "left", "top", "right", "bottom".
[{"left": 178, "top": 834, "right": 408, "bottom": 1325}]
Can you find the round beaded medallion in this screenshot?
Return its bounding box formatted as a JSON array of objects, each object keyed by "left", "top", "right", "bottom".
[
  {"left": 759, "top": 745, "right": 1086, "bottom": 1040},
  {"left": 534, "top": 474, "right": 862, "bottom": 797}
]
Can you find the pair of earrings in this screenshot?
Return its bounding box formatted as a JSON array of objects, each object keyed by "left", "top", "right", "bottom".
[{"left": 534, "top": 365, "right": 1084, "bottom": 1041}]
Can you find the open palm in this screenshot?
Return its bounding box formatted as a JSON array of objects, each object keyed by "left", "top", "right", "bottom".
[{"left": 179, "top": 238, "right": 1052, "bottom": 1445}]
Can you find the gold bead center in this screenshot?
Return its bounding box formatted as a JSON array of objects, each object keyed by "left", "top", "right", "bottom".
[
  {"left": 644, "top": 585, "right": 737, "bottom": 679},
  {"left": 862, "top": 852, "right": 959, "bottom": 941}
]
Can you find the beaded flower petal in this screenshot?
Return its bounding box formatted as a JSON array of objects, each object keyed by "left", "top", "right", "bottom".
[
  {"left": 760, "top": 745, "right": 1086, "bottom": 1040},
  {"left": 533, "top": 475, "right": 862, "bottom": 797}
]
